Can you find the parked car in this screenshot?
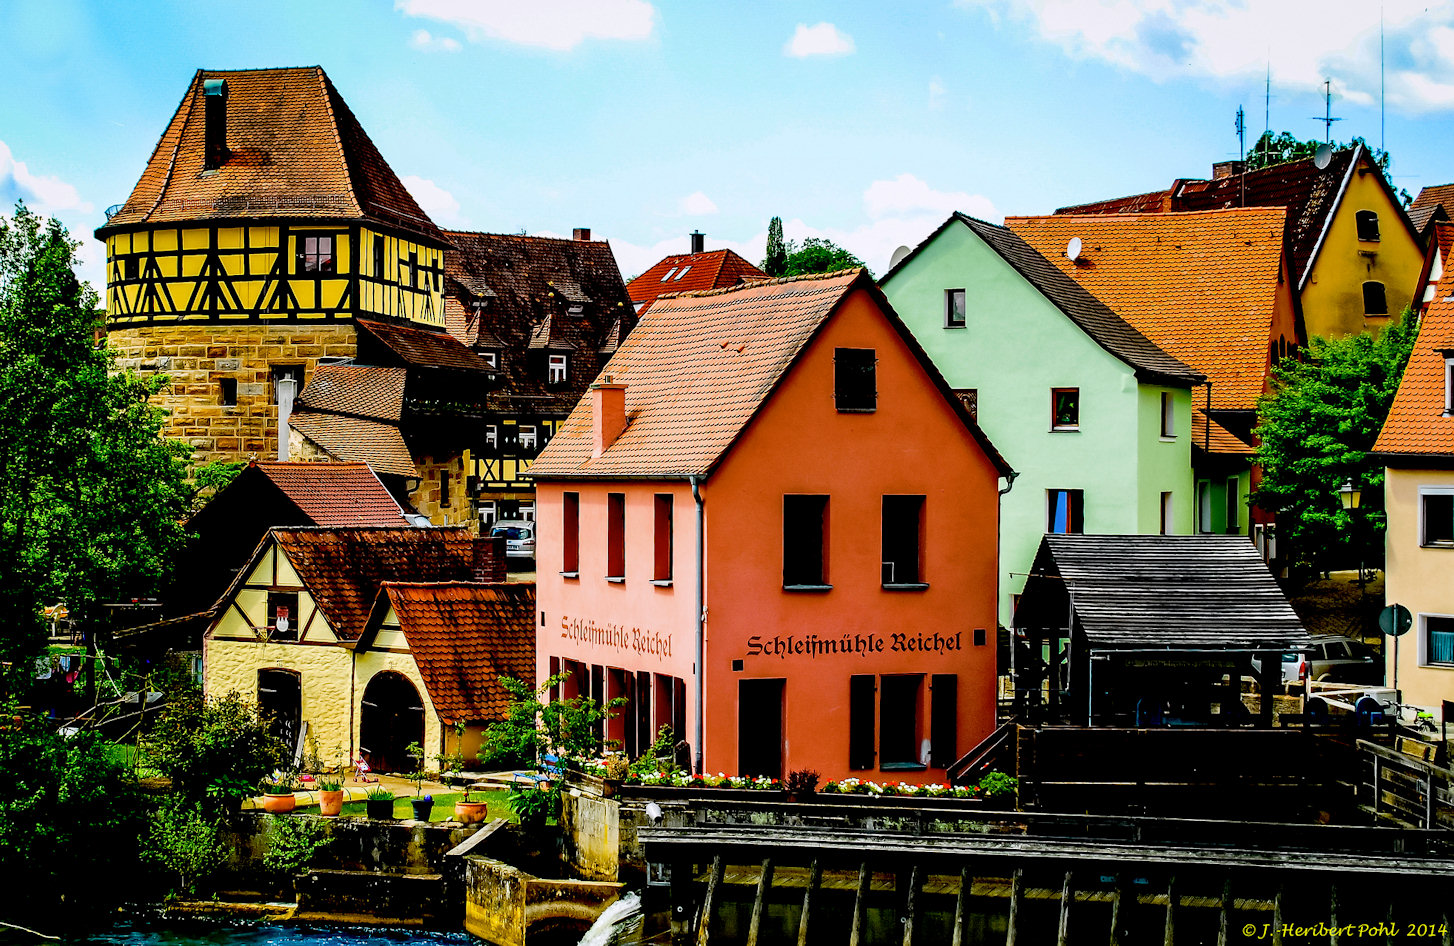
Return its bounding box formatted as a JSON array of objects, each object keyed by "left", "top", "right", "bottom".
[
  {"left": 490, "top": 519, "right": 536, "bottom": 561},
  {"left": 1252, "top": 634, "right": 1382, "bottom": 686}
]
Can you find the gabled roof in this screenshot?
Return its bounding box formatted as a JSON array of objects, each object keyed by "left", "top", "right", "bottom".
[
  {"left": 359, "top": 581, "right": 536, "bottom": 723},
  {"left": 288, "top": 412, "right": 418, "bottom": 476},
  {"left": 296, "top": 365, "right": 407, "bottom": 421},
  {"left": 356, "top": 319, "right": 494, "bottom": 373},
  {"left": 627, "top": 249, "right": 767, "bottom": 313},
  {"left": 529, "top": 269, "right": 1011, "bottom": 479},
  {"left": 1410, "top": 184, "right": 1454, "bottom": 236},
  {"left": 1412, "top": 221, "right": 1454, "bottom": 313},
  {"left": 1018, "top": 534, "right": 1307, "bottom": 651},
  {"left": 249, "top": 527, "right": 481, "bottom": 640},
  {"left": 884, "top": 213, "right": 1204, "bottom": 387},
  {"left": 98, "top": 67, "right": 441, "bottom": 243},
  {"left": 250, "top": 461, "right": 407, "bottom": 526},
  {"left": 1006, "top": 209, "right": 1289, "bottom": 412},
  {"left": 1373, "top": 279, "right": 1454, "bottom": 461}
]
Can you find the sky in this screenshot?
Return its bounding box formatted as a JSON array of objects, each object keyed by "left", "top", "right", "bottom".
[{"left": 3, "top": 0, "right": 1454, "bottom": 294}]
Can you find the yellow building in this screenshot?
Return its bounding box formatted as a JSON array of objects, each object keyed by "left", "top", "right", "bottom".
[
  {"left": 203, "top": 527, "right": 533, "bottom": 771},
  {"left": 1373, "top": 223, "right": 1454, "bottom": 715}
]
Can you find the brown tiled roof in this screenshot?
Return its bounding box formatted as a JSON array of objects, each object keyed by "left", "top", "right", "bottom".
[
  {"left": 1191, "top": 409, "right": 1255, "bottom": 457},
  {"left": 1058, "top": 189, "right": 1179, "bottom": 215},
  {"left": 363, "top": 582, "right": 536, "bottom": 723},
  {"left": 288, "top": 412, "right": 419, "bottom": 476},
  {"left": 1410, "top": 184, "right": 1454, "bottom": 235},
  {"left": 628, "top": 249, "right": 767, "bottom": 312},
  {"left": 356, "top": 319, "right": 493, "bottom": 373},
  {"left": 1373, "top": 286, "right": 1454, "bottom": 459},
  {"left": 1413, "top": 222, "right": 1454, "bottom": 311},
  {"left": 1006, "top": 209, "right": 1289, "bottom": 413},
  {"left": 99, "top": 67, "right": 441, "bottom": 242},
  {"left": 269, "top": 528, "right": 479, "bottom": 640},
  {"left": 254, "top": 461, "right": 407, "bottom": 526},
  {"left": 296, "top": 365, "right": 407, "bottom": 421},
  {"left": 529, "top": 269, "right": 1011, "bottom": 479}
]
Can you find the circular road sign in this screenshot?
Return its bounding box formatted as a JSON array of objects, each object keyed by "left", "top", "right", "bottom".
[{"left": 1380, "top": 603, "right": 1413, "bottom": 637}]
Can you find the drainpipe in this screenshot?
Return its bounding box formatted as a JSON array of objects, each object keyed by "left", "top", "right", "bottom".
[
  {"left": 690, "top": 475, "right": 705, "bottom": 775},
  {"left": 997, "top": 470, "right": 1018, "bottom": 688}
]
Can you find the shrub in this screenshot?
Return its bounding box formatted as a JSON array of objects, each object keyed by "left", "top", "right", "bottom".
[
  {"left": 977, "top": 772, "right": 1018, "bottom": 801},
  {"left": 141, "top": 798, "right": 226, "bottom": 898},
  {"left": 144, "top": 690, "right": 284, "bottom": 815},
  {"left": 261, "top": 814, "right": 329, "bottom": 882},
  {"left": 785, "top": 769, "right": 819, "bottom": 795}
]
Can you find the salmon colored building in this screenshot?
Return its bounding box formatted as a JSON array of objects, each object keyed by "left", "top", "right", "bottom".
[{"left": 528, "top": 269, "right": 1012, "bottom": 783}]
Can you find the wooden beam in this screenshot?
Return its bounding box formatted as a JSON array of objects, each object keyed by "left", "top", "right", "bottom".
[
  {"left": 1006, "top": 868, "right": 1024, "bottom": 946},
  {"left": 746, "top": 858, "right": 773, "bottom": 946},
  {"left": 1217, "top": 879, "right": 1232, "bottom": 946},
  {"left": 796, "top": 860, "right": 820, "bottom": 946},
  {"left": 903, "top": 864, "right": 922, "bottom": 946},
  {"left": 849, "top": 862, "right": 871, "bottom": 946},
  {"left": 1058, "top": 871, "right": 1074, "bottom": 946},
  {"left": 1273, "top": 885, "right": 1284, "bottom": 946},
  {"left": 1331, "top": 883, "right": 1340, "bottom": 946},
  {"left": 695, "top": 855, "right": 723, "bottom": 946},
  {"left": 1109, "top": 875, "right": 1124, "bottom": 946},
  {"left": 952, "top": 867, "right": 970, "bottom": 946},
  {"left": 1163, "top": 875, "right": 1177, "bottom": 946}
]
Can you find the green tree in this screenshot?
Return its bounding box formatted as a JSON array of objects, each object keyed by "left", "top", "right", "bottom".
[
  {"left": 481, "top": 672, "right": 621, "bottom": 769},
  {"left": 190, "top": 458, "right": 248, "bottom": 511},
  {"left": 782, "top": 237, "right": 870, "bottom": 278},
  {"left": 0, "top": 203, "right": 193, "bottom": 682},
  {"left": 1245, "top": 132, "right": 1409, "bottom": 205},
  {"left": 762, "top": 216, "right": 787, "bottom": 277},
  {"left": 143, "top": 689, "right": 285, "bottom": 815},
  {"left": 1252, "top": 310, "right": 1418, "bottom": 579}
]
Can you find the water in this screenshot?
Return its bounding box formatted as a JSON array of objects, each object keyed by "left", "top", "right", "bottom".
[
  {"left": 4, "top": 921, "right": 477, "bottom": 946},
  {"left": 576, "top": 893, "right": 642, "bottom": 946}
]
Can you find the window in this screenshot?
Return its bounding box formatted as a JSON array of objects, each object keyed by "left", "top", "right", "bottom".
[
  {"left": 660, "top": 267, "right": 677, "bottom": 282},
  {"left": 881, "top": 495, "right": 925, "bottom": 587},
  {"left": 1363, "top": 281, "right": 1388, "bottom": 315},
  {"left": 408, "top": 251, "right": 418, "bottom": 289},
  {"left": 1160, "top": 391, "right": 1175, "bottom": 438},
  {"left": 1160, "top": 491, "right": 1174, "bottom": 535},
  {"left": 879, "top": 674, "right": 924, "bottom": 768},
  {"left": 834, "top": 348, "right": 876, "bottom": 412},
  {"left": 298, "top": 235, "right": 335, "bottom": 274},
  {"left": 562, "top": 492, "right": 579, "bottom": 575},
  {"left": 519, "top": 425, "right": 538, "bottom": 449},
  {"left": 219, "top": 377, "right": 237, "bottom": 407},
  {"left": 606, "top": 492, "right": 625, "bottom": 580},
  {"left": 1356, "top": 210, "right": 1381, "bottom": 242},
  {"left": 1051, "top": 388, "right": 1079, "bottom": 430},
  {"left": 548, "top": 354, "right": 568, "bottom": 385},
  {"left": 674, "top": 265, "right": 692, "bottom": 280},
  {"left": 1197, "top": 481, "right": 1212, "bottom": 533},
  {"left": 267, "top": 591, "right": 299, "bottom": 642},
  {"left": 1445, "top": 357, "right": 1453, "bottom": 415},
  {"left": 124, "top": 256, "right": 139, "bottom": 281},
  {"left": 929, "top": 674, "right": 958, "bottom": 768},
  {"left": 1422, "top": 489, "right": 1454, "bottom": 547},
  {"left": 519, "top": 500, "right": 535, "bottom": 521},
  {"left": 479, "top": 501, "right": 497, "bottom": 530},
  {"left": 783, "top": 494, "right": 829, "bottom": 588},
  {"left": 485, "top": 425, "right": 498, "bottom": 448},
  {"left": 1225, "top": 477, "right": 1241, "bottom": 532},
  {"left": 1426, "top": 615, "right": 1454, "bottom": 666},
  {"left": 653, "top": 494, "right": 673, "bottom": 582},
  {"left": 848, "top": 675, "right": 876, "bottom": 770},
  {"left": 1047, "top": 489, "right": 1083, "bottom": 534},
  {"left": 945, "top": 288, "right": 966, "bottom": 328},
  {"left": 953, "top": 388, "right": 978, "bottom": 420},
  {"left": 373, "top": 235, "right": 384, "bottom": 276}
]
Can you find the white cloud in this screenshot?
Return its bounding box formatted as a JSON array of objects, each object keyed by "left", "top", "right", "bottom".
[
  {"left": 928, "top": 77, "right": 947, "bottom": 110},
  {"left": 784, "top": 22, "right": 856, "bottom": 58},
  {"left": 409, "top": 29, "right": 462, "bottom": 52},
  {"left": 956, "top": 0, "right": 1454, "bottom": 112},
  {"left": 0, "top": 139, "right": 102, "bottom": 294},
  {"left": 401, "top": 175, "right": 464, "bottom": 226},
  {"left": 397, "top": 0, "right": 655, "bottom": 52},
  {"left": 864, "top": 173, "right": 996, "bottom": 222},
  {"left": 679, "top": 191, "right": 718, "bottom": 215}
]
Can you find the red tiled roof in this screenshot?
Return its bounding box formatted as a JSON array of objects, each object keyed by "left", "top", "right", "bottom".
[
  {"left": 364, "top": 582, "right": 536, "bottom": 723},
  {"left": 99, "top": 67, "right": 441, "bottom": 242},
  {"left": 356, "top": 319, "right": 494, "bottom": 373},
  {"left": 1006, "top": 208, "right": 1290, "bottom": 413},
  {"left": 296, "top": 365, "right": 407, "bottom": 421},
  {"left": 627, "top": 249, "right": 766, "bottom": 312},
  {"left": 1410, "top": 183, "right": 1454, "bottom": 233},
  {"left": 1191, "top": 409, "right": 1255, "bottom": 456},
  {"left": 269, "top": 528, "right": 480, "bottom": 640},
  {"left": 254, "top": 461, "right": 407, "bottom": 526},
  {"left": 1373, "top": 287, "right": 1454, "bottom": 459},
  {"left": 288, "top": 412, "right": 419, "bottom": 476},
  {"left": 530, "top": 269, "right": 1010, "bottom": 479}
]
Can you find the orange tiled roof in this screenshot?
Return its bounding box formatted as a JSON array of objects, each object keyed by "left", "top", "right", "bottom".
[
  {"left": 288, "top": 412, "right": 418, "bottom": 476},
  {"left": 364, "top": 581, "right": 536, "bottom": 723},
  {"left": 1373, "top": 289, "right": 1454, "bottom": 459},
  {"left": 627, "top": 249, "right": 766, "bottom": 312},
  {"left": 296, "top": 365, "right": 407, "bottom": 421},
  {"left": 269, "top": 528, "right": 480, "bottom": 640},
  {"left": 99, "top": 67, "right": 441, "bottom": 242},
  {"left": 1006, "top": 208, "right": 1290, "bottom": 413},
  {"left": 1191, "top": 409, "right": 1255, "bottom": 456},
  {"left": 253, "top": 461, "right": 407, "bottom": 526},
  {"left": 530, "top": 269, "right": 1010, "bottom": 479}
]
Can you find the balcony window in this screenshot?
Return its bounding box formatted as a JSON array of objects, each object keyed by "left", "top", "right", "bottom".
[{"left": 834, "top": 348, "right": 876, "bottom": 412}]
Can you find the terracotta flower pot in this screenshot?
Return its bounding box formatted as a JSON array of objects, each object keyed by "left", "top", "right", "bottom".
[
  {"left": 454, "top": 800, "right": 490, "bottom": 824},
  {"left": 261, "top": 793, "right": 296, "bottom": 814},
  {"left": 318, "top": 790, "right": 344, "bottom": 817}
]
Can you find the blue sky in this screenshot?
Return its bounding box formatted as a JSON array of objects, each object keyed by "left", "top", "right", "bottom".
[{"left": 3, "top": 0, "right": 1453, "bottom": 292}]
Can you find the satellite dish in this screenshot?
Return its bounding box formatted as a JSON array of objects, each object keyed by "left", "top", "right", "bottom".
[
  {"left": 1066, "top": 237, "right": 1082, "bottom": 261},
  {"left": 1314, "top": 144, "right": 1333, "bottom": 170},
  {"left": 889, "top": 245, "right": 912, "bottom": 270}
]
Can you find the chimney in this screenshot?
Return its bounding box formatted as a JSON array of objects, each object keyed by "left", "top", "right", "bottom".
[
  {"left": 591, "top": 376, "right": 627, "bottom": 458},
  {"left": 1211, "top": 160, "right": 1244, "bottom": 180},
  {"left": 690, "top": 230, "right": 705, "bottom": 254},
  {"left": 275, "top": 375, "right": 297, "bottom": 462},
  {"left": 203, "top": 78, "right": 228, "bottom": 171},
  {"left": 573, "top": 227, "right": 591, "bottom": 242},
  {"left": 472, "top": 535, "right": 506, "bottom": 583}
]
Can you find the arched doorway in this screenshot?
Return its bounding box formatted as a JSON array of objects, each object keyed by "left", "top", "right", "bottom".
[
  {"left": 359, "top": 671, "right": 424, "bottom": 773},
  {"left": 257, "top": 668, "right": 302, "bottom": 758}
]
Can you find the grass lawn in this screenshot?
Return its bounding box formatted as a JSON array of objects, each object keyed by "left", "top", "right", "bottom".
[{"left": 332, "top": 789, "right": 514, "bottom": 822}]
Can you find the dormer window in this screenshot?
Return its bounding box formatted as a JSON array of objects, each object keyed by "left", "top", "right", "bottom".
[
  {"left": 660, "top": 267, "right": 678, "bottom": 282},
  {"left": 548, "top": 354, "right": 568, "bottom": 385},
  {"left": 1356, "top": 210, "right": 1380, "bottom": 242},
  {"left": 567, "top": 304, "right": 584, "bottom": 316}
]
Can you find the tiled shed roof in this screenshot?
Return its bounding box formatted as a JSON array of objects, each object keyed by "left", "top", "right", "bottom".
[
  {"left": 296, "top": 365, "right": 407, "bottom": 421},
  {"left": 529, "top": 269, "right": 1010, "bottom": 479},
  {"left": 1410, "top": 184, "right": 1454, "bottom": 235},
  {"left": 1373, "top": 283, "right": 1454, "bottom": 460},
  {"left": 1006, "top": 208, "right": 1289, "bottom": 413},
  {"left": 98, "top": 67, "right": 441, "bottom": 243},
  {"left": 288, "top": 412, "right": 419, "bottom": 476},
  {"left": 253, "top": 461, "right": 407, "bottom": 526},
  {"left": 269, "top": 528, "right": 480, "bottom": 640},
  {"left": 627, "top": 249, "right": 767, "bottom": 313},
  {"left": 362, "top": 582, "right": 537, "bottom": 723},
  {"left": 357, "top": 319, "right": 494, "bottom": 373},
  {"left": 1190, "top": 410, "right": 1255, "bottom": 456}
]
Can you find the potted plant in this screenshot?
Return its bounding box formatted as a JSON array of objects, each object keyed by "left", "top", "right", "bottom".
[
  {"left": 365, "top": 786, "right": 396, "bottom": 820},
  {"left": 455, "top": 786, "right": 490, "bottom": 824},
  {"left": 261, "top": 775, "right": 298, "bottom": 813},
  {"left": 601, "top": 754, "right": 630, "bottom": 798},
  {"left": 317, "top": 777, "right": 344, "bottom": 817},
  {"left": 785, "top": 768, "right": 820, "bottom": 802},
  {"left": 404, "top": 741, "right": 433, "bottom": 820},
  {"left": 508, "top": 783, "right": 554, "bottom": 832}
]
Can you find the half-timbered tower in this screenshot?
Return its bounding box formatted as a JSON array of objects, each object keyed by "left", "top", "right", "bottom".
[{"left": 95, "top": 67, "right": 450, "bottom": 464}]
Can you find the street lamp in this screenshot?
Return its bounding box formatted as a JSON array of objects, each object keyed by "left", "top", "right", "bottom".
[{"left": 1339, "top": 480, "right": 1364, "bottom": 594}]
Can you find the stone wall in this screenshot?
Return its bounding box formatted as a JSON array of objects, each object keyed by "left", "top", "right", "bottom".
[
  {"left": 462, "top": 853, "right": 623, "bottom": 946},
  {"left": 560, "top": 789, "right": 621, "bottom": 882},
  {"left": 108, "top": 323, "right": 357, "bottom": 465},
  {"left": 412, "top": 452, "right": 474, "bottom": 529}
]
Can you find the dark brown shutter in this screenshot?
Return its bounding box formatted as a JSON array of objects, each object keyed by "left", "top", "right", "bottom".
[
  {"left": 849, "top": 674, "right": 876, "bottom": 770},
  {"left": 930, "top": 674, "right": 958, "bottom": 768}
]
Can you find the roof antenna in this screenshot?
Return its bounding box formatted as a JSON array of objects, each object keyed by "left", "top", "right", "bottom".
[
  {"left": 1312, "top": 79, "right": 1343, "bottom": 144},
  {"left": 1263, "top": 59, "right": 1271, "bottom": 167},
  {"left": 1380, "top": 3, "right": 1386, "bottom": 154},
  {"left": 1235, "top": 105, "right": 1247, "bottom": 207}
]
